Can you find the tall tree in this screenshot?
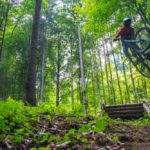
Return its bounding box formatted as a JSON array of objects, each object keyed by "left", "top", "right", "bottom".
[
  {"left": 109, "top": 39, "right": 123, "bottom": 104},
  {"left": 98, "top": 46, "right": 106, "bottom": 104},
  {"left": 26, "top": 0, "right": 42, "bottom": 106},
  {"left": 78, "top": 21, "right": 88, "bottom": 114},
  {"left": 56, "top": 40, "right": 61, "bottom": 107},
  {"left": 119, "top": 42, "right": 131, "bottom": 104},
  {"left": 129, "top": 62, "right": 138, "bottom": 102},
  {"left": 70, "top": 36, "right": 75, "bottom": 109},
  {"left": 40, "top": 20, "right": 46, "bottom": 100},
  {"left": 0, "top": 0, "right": 10, "bottom": 58}
]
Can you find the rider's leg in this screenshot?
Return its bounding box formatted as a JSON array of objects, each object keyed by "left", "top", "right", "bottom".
[
  {"left": 128, "top": 43, "right": 140, "bottom": 57},
  {"left": 121, "top": 41, "right": 130, "bottom": 59},
  {"left": 122, "top": 41, "right": 138, "bottom": 65}
]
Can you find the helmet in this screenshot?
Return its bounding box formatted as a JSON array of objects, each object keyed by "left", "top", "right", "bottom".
[{"left": 123, "top": 18, "right": 131, "bottom": 22}]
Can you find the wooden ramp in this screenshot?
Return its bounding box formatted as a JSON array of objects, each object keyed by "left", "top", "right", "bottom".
[{"left": 103, "top": 103, "right": 148, "bottom": 119}]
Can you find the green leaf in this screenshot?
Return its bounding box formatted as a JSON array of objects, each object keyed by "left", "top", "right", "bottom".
[{"left": 94, "top": 120, "right": 107, "bottom": 132}]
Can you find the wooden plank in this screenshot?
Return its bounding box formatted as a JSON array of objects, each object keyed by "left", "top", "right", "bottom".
[
  {"left": 105, "top": 109, "right": 144, "bottom": 115},
  {"left": 103, "top": 103, "right": 145, "bottom": 119},
  {"left": 104, "top": 106, "right": 144, "bottom": 112},
  {"left": 109, "top": 113, "right": 144, "bottom": 119},
  {"left": 104, "top": 103, "right": 143, "bottom": 109}
]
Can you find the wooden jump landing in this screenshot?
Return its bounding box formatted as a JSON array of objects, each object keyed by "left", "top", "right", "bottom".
[{"left": 103, "top": 103, "right": 150, "bottom": 119}]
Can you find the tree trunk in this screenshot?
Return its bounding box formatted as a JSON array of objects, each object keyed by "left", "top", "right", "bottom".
[
  {"left": 70, "top": 36, "right": 74, "bottom": 110},
  {"left": 142, "top": 78, "right": 147, "bottom": 98},
  {"left": 104, "top": 41, "right": 116, "bottom": 104},
  {"left": 98, "top": 46, "right": 106, "bottom": 104},
  {"left": 109, "top": 40, "right": 123, "bottom": 104},
  {"left": 132, "top": 0, "right": 150, "bottom": 26},
  {"left": 40, "top": 22, "right": 46, "bottom": 100},
  {"left": 56, "top": 41, "right": 61, "bottom": 107},
  {"left": 119, "top": 42, "right": 131, "bottom": 104},
  {"left": 103, "top": 42, "right": 110, "bottom": 105},
  {"left": 0, "top": 0, "right": 10, "bottom": 58},
  {"left": 25, "top": 0, "right": 42, "bottom": 106},
  {"left": 91, "top": 49, "right": 97, "bottom": 114},
  {"left": 77, "top": 22, "right": 88, "bottom": 115},
  {"left": 129, "top": 62, "right": 138, "bottom": 103}
]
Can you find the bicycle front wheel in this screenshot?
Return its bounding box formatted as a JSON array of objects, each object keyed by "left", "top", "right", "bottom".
[{"left": 135, "top": 27, "right": 150, "bottom": 53}]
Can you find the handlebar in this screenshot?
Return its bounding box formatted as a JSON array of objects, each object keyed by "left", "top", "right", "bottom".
[{"left": 113, "top": 38, "right": 141, "bottom": 43}]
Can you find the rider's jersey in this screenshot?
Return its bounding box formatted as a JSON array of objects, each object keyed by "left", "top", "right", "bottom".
[{"left": 114, "top": 27, "right": 134, "bottom": 40}]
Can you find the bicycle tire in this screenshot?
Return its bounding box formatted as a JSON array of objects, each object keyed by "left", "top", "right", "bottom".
[
  {"left": 127, "top": 48, "right": 150, "bottom": 78},
  {"left": 134, "top": 58, "right": 150, "bottom": 78},
  {"left": 135, "top": 27, "right": 150, "bottom": 53}
]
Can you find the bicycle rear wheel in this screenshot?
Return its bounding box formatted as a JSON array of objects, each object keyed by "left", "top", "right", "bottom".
[{"left": 135, "top": 27, "right": 150, "bottom": 53}]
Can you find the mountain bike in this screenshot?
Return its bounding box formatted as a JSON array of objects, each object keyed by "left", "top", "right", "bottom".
[{"left": 122, "top": 27, "right": 150, "bottom": 78}]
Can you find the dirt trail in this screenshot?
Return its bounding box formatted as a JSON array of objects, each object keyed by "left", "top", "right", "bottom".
[
  {"left": 105, "top": 122, "right": 150, "bottom": 150},
  {"left": 125, "top": 143, "right": 150, "bottom": 150}
]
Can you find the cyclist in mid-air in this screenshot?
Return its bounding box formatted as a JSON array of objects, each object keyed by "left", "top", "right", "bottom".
[{"left": 113, "top": 18, "right": 137, "bottom": 59}]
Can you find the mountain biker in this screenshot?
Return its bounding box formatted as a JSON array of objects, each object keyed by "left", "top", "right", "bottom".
[{"left": 113, "top": 18, "right": 136, "bottom": 59}]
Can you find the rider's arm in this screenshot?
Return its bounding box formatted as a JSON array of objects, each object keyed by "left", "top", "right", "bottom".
[{"left": 113, "top": 28, "right": 124, "bottom": 41}]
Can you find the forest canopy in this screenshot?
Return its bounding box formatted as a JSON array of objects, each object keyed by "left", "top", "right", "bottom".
[{"left": 0, "top": 0, "right": 150, "bottom": 113}]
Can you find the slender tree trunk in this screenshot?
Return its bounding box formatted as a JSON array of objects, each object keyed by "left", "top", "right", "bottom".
[
  {"left": 91, "top": 49, "right": 97, "bottom": 114},
  {"left": 91, "top": 64, "right": 96, "bottom": 114},
  {"left": 77, "top": 47, "right": 82, "bottom": 104},
  {"left": 129, "top": 62, "right": 138, "bottom": 103},
  {"left": 77, "top": 69, "right": 82, "bottom": 103},
  {"left": 98, "top": 46, "right": 106, "bottom": 104},
  {"left": 70, "top": 36, "right": 74, "bottom": 110},
  {"left": 112, "top": 52, "right": 123, "bottom": 104},
  {"left": 109, "top": 40, "right": 123, "bottom": 104},
  {"left": 103, "top": 42, "right": 110, "bottom": 105},
  {"left": 0, "top": 0, "right": 10, "bottom": 58},
  {"left": 96, "top": 75, "right": 102, "bottom": 105},
  {"left": 25, "top": 0, "right": 42, "bottom": 106},
  {"left": 78, "top": 22, "right": 88, "bottom": 114},
  {"left": 56, "top": 41, "right": 61, "bottom": 107},
  {"left": 40, "top": 22, "right": 46, "bottom": 100},
  {"left": 104, "top": 41, "right": 116, "bottom": 104},
  {"left": 143, "top": 78, "right": 147, "bottom": 98},
  {"left": 70, "top": 0, "right": 75, "bottom": 109},
  {"left": 132, "top": 0, "right": 150, "bottom": 26},
  {"left": 119, "top": 42, "right": 130, "bottom": 104},
  {"left": 137, "top": 80, "right": 140, "bottom": 102},
  {"left": 94, "top": 46, "right": 103, "bottom": 107}
]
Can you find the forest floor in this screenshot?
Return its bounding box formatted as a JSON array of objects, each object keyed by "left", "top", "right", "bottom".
[
  {"left": 1, "top": 114, "right": 150, "bottom": 150},
  {"left": 0, "top": 100, "right": 150, "bottom": 149},
  {"left": 105, "top": 121, "right": 150, "bottom": 150}
]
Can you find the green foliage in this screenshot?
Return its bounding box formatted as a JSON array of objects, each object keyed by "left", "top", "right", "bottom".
[
  {"left": 78, "top": 124, "right": 91, "bottom": 132},
  {"left": 0, "top": 134, "right": 6, "bottom": 142},
  {"left": 48, "top": 135, "right": 61, "bottom": 143},
  {"left": 111, "top": 136, "right": 119, "bottom": 143},
  {"left": 0, "top": 0, "right": 150, "bottom": 148},
  {"left": 0, "top": 99, "right": 150, "bottom": 149},
  {"left": 0, "top": 98, "right": 39, "bottom": 145},
  {"left": 94, "top": 120, "right": 107, "bottom": 132},
  {"left": 127, "top": 118, "right": 150, "bottom": 126},
  {"left": 9, "top": 135, "right": 23, "bottom": 144},
  {"left": 1, "top": 0, "right": 150, "bottom": 114}
]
